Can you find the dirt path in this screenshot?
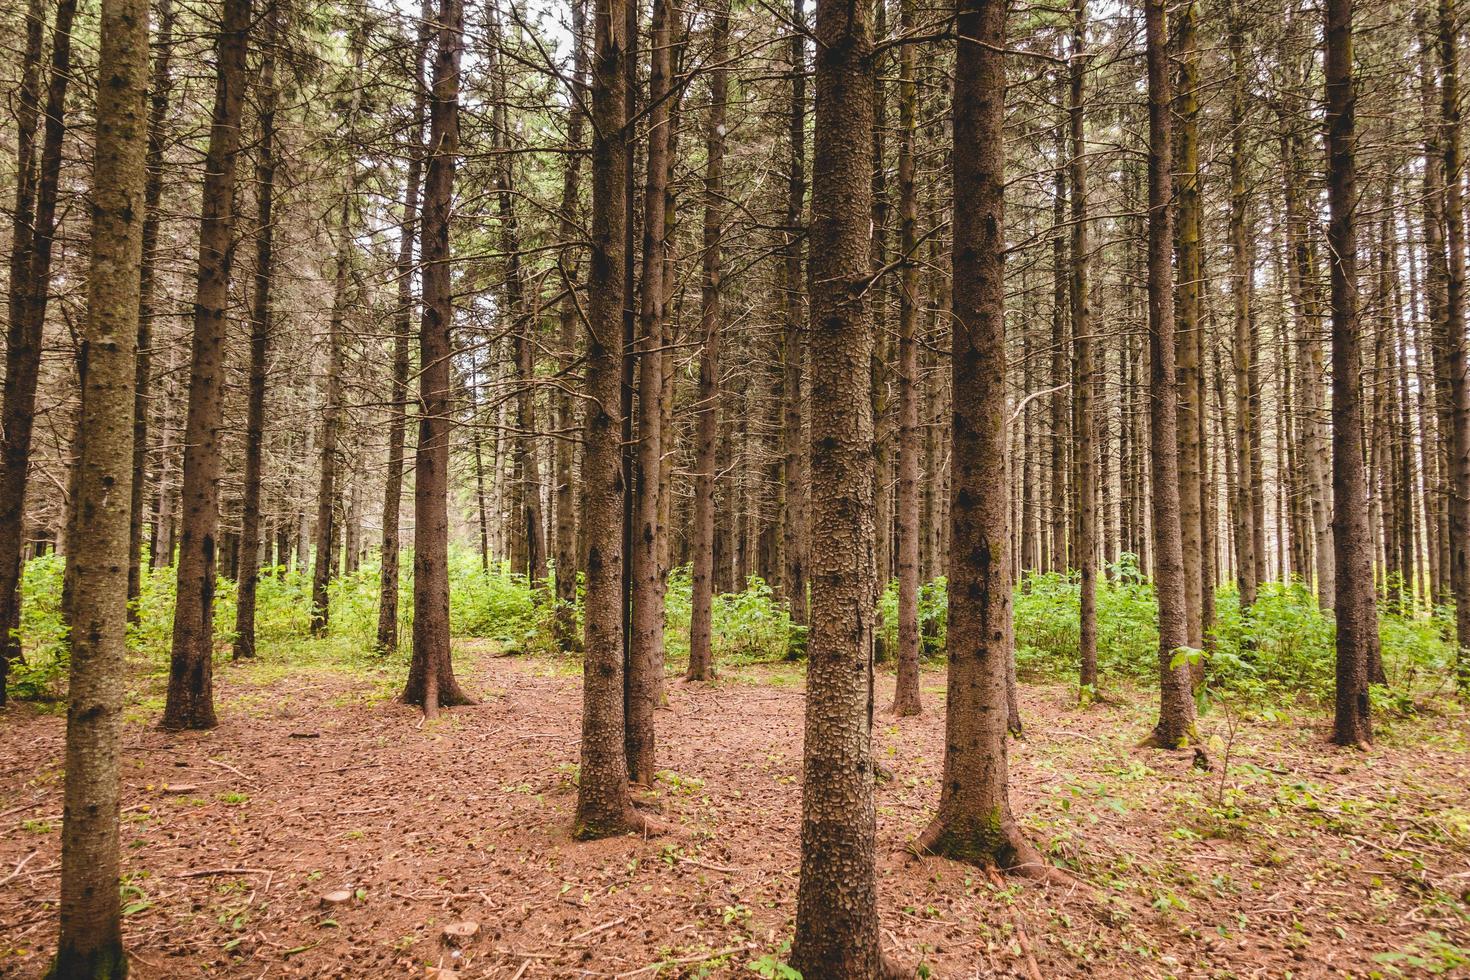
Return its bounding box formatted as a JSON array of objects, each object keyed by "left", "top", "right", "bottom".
[{"left": 2, "top": 646, "right": 1468, "bottom": 978}]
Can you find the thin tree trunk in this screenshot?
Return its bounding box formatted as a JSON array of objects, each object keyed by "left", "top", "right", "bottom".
[
  {"left": 1229, "top": 3, "right": 1257, "bottom": 609},
  {"left": 1326, "top": 0, "right": 1377, "bottom": 745},
  {"left": 0, "top": 0, "right": 77, "bottom": 698},
  {"left": 311, "top": 201, "right": 350, "bottom": 636},
  {"left": 1174, "top": 0, "right": 1205, "bottom": 652},
  {"left": 1071, "top": 0, "right": 1098, "bottom": 692},
  {"left": 127, "top": 0, "right": 175, "bottom": 620},
  {"left": 553, "top": 0, "right": 587, "bottom": 651},
  {"left": 626, "top": 0, "right": 675, "bottom": 783},
  {"left": 162, "top": 0, "right": 252, "bottom": 731},
  {"left": 780, "top": 0, "right": 809, "bottom": 627},
  {"left": 687, "top": 0, "right": 728, "bottom": 684},
  {"left": 233, "top": 0, "right": 279, "bottom": 661},
  {"left": 890, "top": 0, "right": 922, "bottom": 718},
  {"left": 377, "top": 1, "right": 431, "bottom": 655},
  {"left": 1440, "top": 0, "right": 1470, "bottom": 695}
]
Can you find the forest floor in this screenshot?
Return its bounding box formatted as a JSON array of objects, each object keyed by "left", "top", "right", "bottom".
[{"left": 2, "top": 643, "right": 1469, "bottom": 979}]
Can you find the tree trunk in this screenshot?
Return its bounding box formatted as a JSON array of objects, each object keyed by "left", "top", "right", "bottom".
[
  {"left": 311, "top": 202, "right": 350, "bottom": 636},
  {"left": 1326, "top": 0, "right": 1377, "bottom": 746},
  {"left": 912, "top": 0, "right": 1043, "bottom": 876},
  {"left": 0, "top": 0, "right": 77, "bottom": 699},
  {"left": 626, "top": 0, "right": 675, "bottom": 783},
  {"left": 233, "top": 0, "right": 279, "bottom": 661},
  {"left": 1050, "top": 165, "right": 1070, "bottom": 573},
  {"left": 128, "top": 0, "right": 176, "bottom": 620},
  {"left": 48, "top": 0, "right": 147, "bottom": 968},
  {"left": 162, "top": 0, "right": 252, "bottom": 731},
  {"left": 789, "top": 0, "right": 887, "bottom": 968},
  {"left": 687, "top": 0, "right": 728, "bottom": 684},
  {"left": 1174, "top": 0, "right": 1205, "bottom": 653},
  {"left": 1142, "top": 0, "right": 1197, "bottom": 748},
  {"left": 889, "top": 0, "right": 922, "bottom": 718},
  {"left": 1071, "top": 0, "right": 1098, "bottom": 692},
  {"left": 402, "top": 0, "right": 473, "bottom": 715},
  {"left": 1440, "top": 0, "right": 1470, "bottom": 696},
  {"left": 780, "top": 0, "right": 809, "bottom": 628},
  {"left": 573, "top": 0, "right": 641, "bottom": 838},
  {"left": 553, "top": 0, "right": 587, "bottom": 651},
  {"left": 377, "top": 1, "right": 431, "bottom": 656},
  {"left": 1229, "top": 4, "right": 1257, "bottom": 609}
]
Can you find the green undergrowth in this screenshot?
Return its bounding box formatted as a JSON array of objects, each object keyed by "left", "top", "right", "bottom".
[
  {"left": 8, "top": 549, "right": 1462, "bottom": 716},
  {"left": 1012, "top": 553, "right": 1457, "bottom": 711}
]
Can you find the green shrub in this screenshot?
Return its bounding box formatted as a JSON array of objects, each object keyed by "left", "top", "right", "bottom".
[
  {"left": 664, "top": 566, "right": 797, "bottom": 666},
  {"left": 9, "top": 553, "right": 68, "bottom": 699}
]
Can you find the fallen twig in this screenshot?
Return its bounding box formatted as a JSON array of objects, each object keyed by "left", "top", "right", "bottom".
[
  {"left": 0, "top": 851, "right": 39, "bottom": 888},
  {"left": 987, "top": 867, "right": 1044, "bottom": 980},
  {"left": 176, "top": 867, "right": 272, "bottom": 879}
]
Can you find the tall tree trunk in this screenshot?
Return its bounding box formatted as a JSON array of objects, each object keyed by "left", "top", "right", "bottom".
[
  {"left": 1440, "top": 0, "right": 1470, "bottom": 695},
  {"left": 233, "top": 0, "right": 279, "bottom": 661},
  {"left": 162, "top": 0, "right": 252, "bottom": 731},
  {"left": 488, "top": 2, "right": 547, "bottom": 588},
  {"left": 402, "top": 0, "right": 473, "bottom": 715},
  {"left": 311, "top": 202, "right": 350, "bottom": 636},
  {"left": 1229, "top": 3, "right": 1257, "bottom": 609},
  {"left": 687, "top": 0, "right": 728, "bottom": 684},
  {"left": 128, "top": 0, "right": 176, "bottom": 620},
  {"left": 626, "top": 0, "right": 675, "bottom": 783},
  {"left": 789, "top": 0, "right": 887, "bottom": 968},
  {"left": 914, "top": 0, "right": 1045, "bottom": 875},
  {"left": 0, "top": 0, "right": 77, "bottom": 699},
  {"left": 1174, "top": 0, "right": 1206, "bottom": 652},
  {"left": 1281, "top": 126, "right": 1335, "bottom": 608},
  {"left": 1049, "top": 165, "right": 1070, "bottom": 573},
  {"left": 573, "top": 0, "right": 641, "bottom": 838},
  {"left": 1071, "top": 0, "right": 1098, "bottom": 692},
  {"left": 553, "top": 0, "right": 588, "bottom": 651},
  {"left": 780, "top": 0, "right": 810, "bottom": 627},
  {"left": 890, "top": 0, "right": 922, "bottom": 718},
  {"left": 1142, "top": 0, "right": 1197, "bottom": 748},
  {"left": 48, "top": 0, "right": 147, "bottom": 968},
  {"left": 377, "top": 1, "right": 431, "bottom": 655},
  {"left": 1326, "top": 0, "right": 1377, "bottom": 745}
]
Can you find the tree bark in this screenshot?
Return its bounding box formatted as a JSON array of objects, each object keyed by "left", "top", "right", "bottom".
[
  {"left": 912, "top": 0, "right": 1043, "bottom": 876},
  {"left": 1326, "top": 0, "right": 1377, "bottom": 746},
  {"left": 1174, "top": 0, "right": 1206, "bottom": 653},
  {"left": 626, "top": 0, "right": 675, "bottom": 783},
  {"left": 780, "top": 0, "right": 810, "bottom": 628},
  {"left": 233, "top": 0, "right": 280, "bottom": 661},
  {"left": 889, "top": 0, "right": 922, "bottom": 718},
  {"left": 553, "top": 0, "right": 588, "bottom": 651},
  {"left": 687, "top": 0, "right": 728, "bottom": 684},
  {"left": 789, "top": 0, "right": 888, "bottom": 968},
  {"left": 1228, "top": 3, "right": 1257, "bottom": 609},
  {"left": 402, "top": 0, "right": 474, "bottom": 715},
  {"left": 573, "top": 0, "right": 641, "bottom": 838},
  {"left": 1439, "top": 0, "right": 1470, "bottom": 696},
  {"left": 47, "top": 0, "right": 147, "bottom": 969},
  {"left": 1141, "top": 0, "right": 1198, "bottom": 748},
  {"left": 311, "top": 201, "right": 350, "bottom": 636},
  {"left": 1071, "top": 0, "right": 1098, "bottom": 692},
  {"left": 127, "top": 0, "right": 176, "bottom": 621},
  {"left": 377, "top": 1, "right": 432, "bottom": 656},
  {"left": 0, "top": 0, "right": 77, "bottom": 700},
  {"left": 162, "top": 0, "right": 252, "bottom": 731}
]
